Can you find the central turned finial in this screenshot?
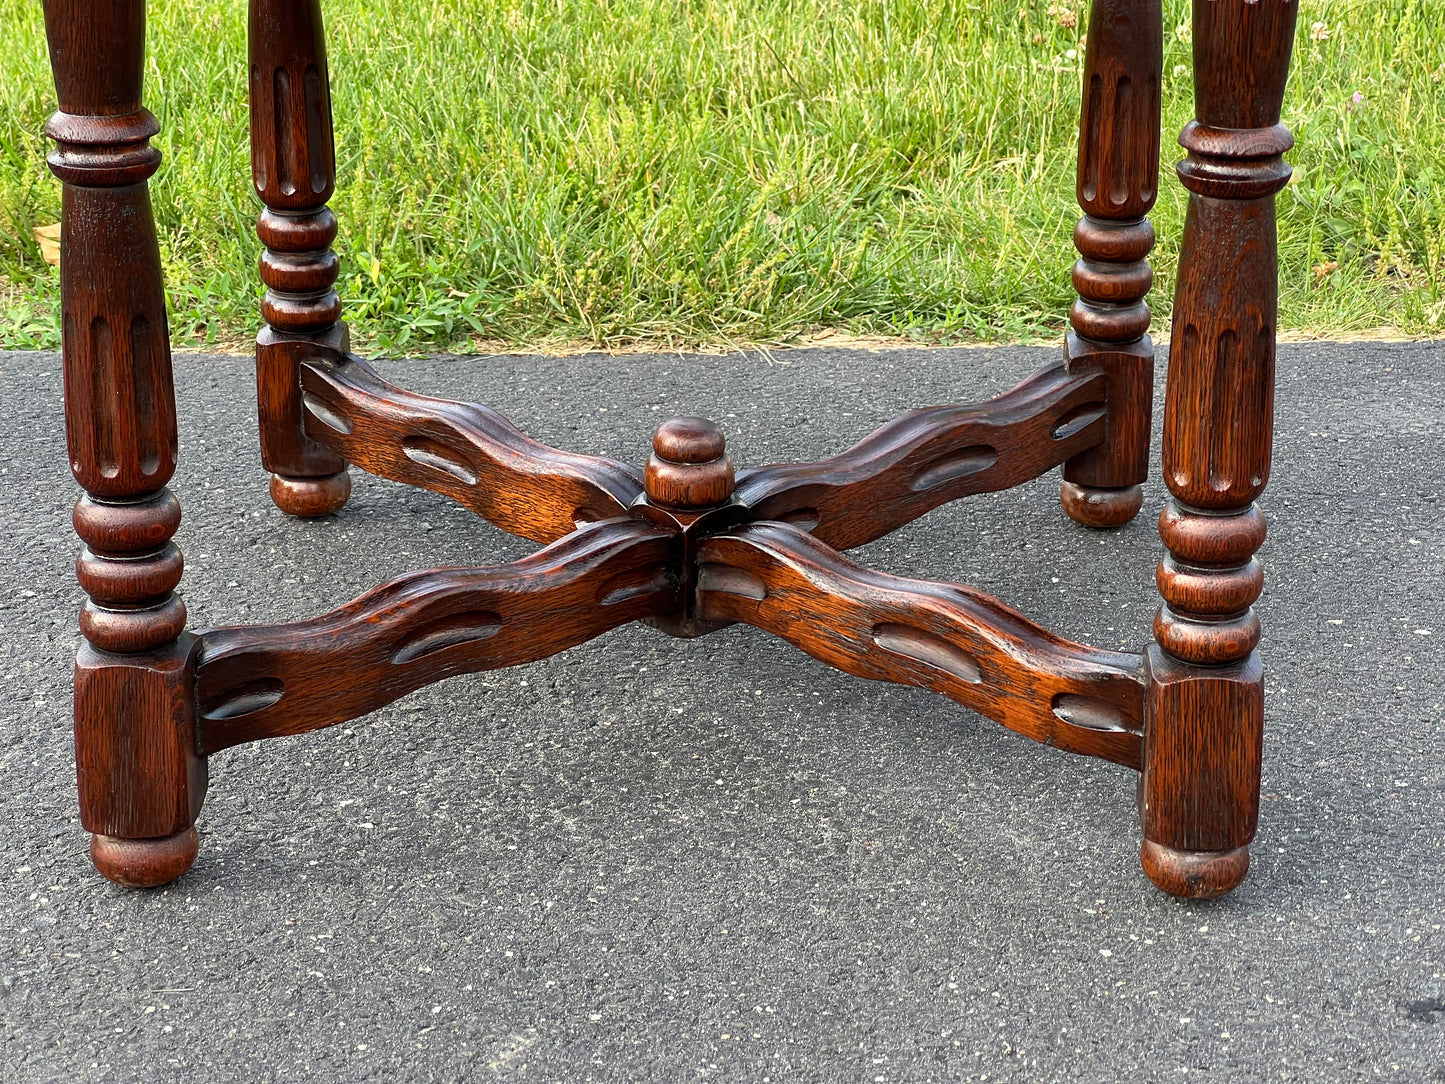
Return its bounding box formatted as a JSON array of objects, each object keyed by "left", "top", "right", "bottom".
[{"left": 644, "top": 417, "right": 735, "bottom": 510}]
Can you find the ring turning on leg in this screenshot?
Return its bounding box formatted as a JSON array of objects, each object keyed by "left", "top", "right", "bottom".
[
  {"left": 1059, "top": 0, "right": 1161, "bottom": 528},
  {"left": 45, "top": 0, "right": 205, "bottom": 887},
  {"left": 1139, "top": 0, "right": 1299, "bottom": 898},
  {"left": 41, "top": 0, "right": 1297, "bottom": 903},
  {"left": 250, "top": 0, "right": 353, "bottom": 517}
]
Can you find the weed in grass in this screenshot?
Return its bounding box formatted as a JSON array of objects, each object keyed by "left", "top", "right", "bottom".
[{"left": 1, "top": 0, "right": 1440, "bottom": 353}]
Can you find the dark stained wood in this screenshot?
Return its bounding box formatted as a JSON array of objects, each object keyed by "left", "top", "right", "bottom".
[
  {"left": 74, "top": 635, "right": 206, "bottom": 839},
  {"left": 269, "top": 468, "right": 352, "bottom": 518},
  {"left": 257, "top": 329, "right": 351, "bottom": 516},
  {"left": 196, "top": 520, "right": 674, "bottom": 751},
  {"left": 698, "top": 522, "right": 1146, "bottom": 769},
  {"left": 644, "top": 417, "right": 735, "bottom": 510},
  {"left": 1060, "top": 478, "right": 1143, "bottom": 528},
  {"left": 90, "top": 827, "right": 200, "bottom": 890},
  {"left": 1061, "top": 0, "right": 1161, "bottom": 526},
  {"left": 636, "top": 418, "right": 744, "bottom": 638},
  {"left": 1141, "top": 0, "right": 1299, "bottom": 899},
  {"left": 736, "top": 364, "right": 1108, "bottom": 550},
  {"left": 298, "top": 354, "right": 644, "bottom": 542},
  {"left": 1141, "top": 649, "right": 1261, "bottom": 896},
  {"left": 46, "top": 0, "right": 1296, "bottom": 900},
  {"left": 44, "top": 0, "right": 204, "bottom": 887},
  {"left": 249, "top": 0, "right": 351, "bottom": 514}
]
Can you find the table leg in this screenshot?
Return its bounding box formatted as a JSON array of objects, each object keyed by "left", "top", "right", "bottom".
[
  {"left": 43, "top": 0, "right": 205, "bottom": 886},
  {"left": 1141, "top": 0, "right": 1299, "bottom": 898},
  {"left": 1060, "top": 0, "right": 1161, "bottom": 529},
  {"left": 249, "top": 0, "right": 352, "bottom": 517}
]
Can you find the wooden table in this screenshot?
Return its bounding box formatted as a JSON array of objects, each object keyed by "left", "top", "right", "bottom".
[{"left": 41, "top": 0, "right": 1299, "bottom": 897}]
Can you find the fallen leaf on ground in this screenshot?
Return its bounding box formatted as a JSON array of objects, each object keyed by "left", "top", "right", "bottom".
[{"left": 34, "top": 223, "right": 60, "bottom": 266}]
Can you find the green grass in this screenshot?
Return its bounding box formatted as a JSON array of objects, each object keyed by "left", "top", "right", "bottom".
[{"left": 2, "top": 0, "right": 1442, "bottom": 353}]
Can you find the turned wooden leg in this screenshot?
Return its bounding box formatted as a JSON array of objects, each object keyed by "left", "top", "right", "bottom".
[
  {"left": 44, "top": 0, "right": 205, "bottom": 886},
  {"left": 1140, "top": 0, "right": 1298, "bottom": 898},
  {"left": 1060, "top": 0, "right": 1161, "bottom": 528},
  {"left": 249, "top": 0, "right": 351, "bottom": 517}
]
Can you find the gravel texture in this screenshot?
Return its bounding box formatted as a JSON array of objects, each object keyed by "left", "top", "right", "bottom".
[{"left": 0, "top": 341, "right": 1441, "bottom": 1082}]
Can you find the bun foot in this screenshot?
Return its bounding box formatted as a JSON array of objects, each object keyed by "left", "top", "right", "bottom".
[
  {"left": 91, "top": 826, "right": 199, "bottom": 888},
  {"left": 1140, "top": 840, "right": 1250, "bottom": 899},
  {"left": 1061, "top": 482, "right": 1144, "bottom": 528},
  {"left": 269, "top": 470, "right": 351, "bottom": 517}
]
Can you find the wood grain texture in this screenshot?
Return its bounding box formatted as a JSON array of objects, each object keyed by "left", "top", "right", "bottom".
[
  {"left": 1163, "top": 197, "right": 1281, "bottom": 512},
  {"left": 1060, "top": 329, "right": 1153, "bottom": 515},
  {"left": 255, "top": 319, "right": 349, "bottom": 487},
  {"left": 90, "top": 827, "right": 200, "bottom": 889},
  {"left": 45, "top": 0, "right": 204, "bottom": 886},
  {"left": 636, "top": 418, "right": 744, "bottom": 638},
  {"left": 1142, "top": 0, "right": 1299, "bottom": 899},
  {"left": 1062, "top": 0, "right": 1161, "bottom": 521},
  {"left": 195, "top": 520, "right": 675, "bottom": 752},
  {"left": 74, "top": 636, "right": 206, "bottom": 841},
  {"left": 1190, "top": 0, "right": 1300, "bottom": 131},
  {"left": 1143, "top": 648, "right": 1263, "bottom": 851},
  {"left": 298, "top": 354, "right": 644, "bottom": 542},
  {"left": 268, "top": 467, "right": 351, "bottom": 518},
  {"left": 735, "top": 364, "right": 1108, "bottom": 550},
  {"left": 55, "top": 183, "right": 177, "bottom": 503},
  {"left": 1157, "top": 0, "right": 1297, "bottom": 662},
  {"left": 1071, "top": 0, "right": 1161, "bottom": 345},
  {"left": 46, "top": 0, "right": 1302, "bottom": 901},
  {"left": 697, "top": 522, "right": 1145, "bottom": 768},
  {"left": 645, "top": 417, "right": 735, "bottom": 510},
  {"left": 1075, "top": 0, "right": 1163, "bottom": 224},
  {"left": 248, "top": 0, "right": 336, "bottom": 214},
  {"left": 1059, "top": 477, "right": 1144, "bottom": 529},
  {"left": 249, "top": 0, "right": 350, "bottom": 505}
]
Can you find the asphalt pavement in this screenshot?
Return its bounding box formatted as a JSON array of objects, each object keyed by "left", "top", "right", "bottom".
[{"left": 0, "top": 340, "right": 1441, "bottom": 1082}]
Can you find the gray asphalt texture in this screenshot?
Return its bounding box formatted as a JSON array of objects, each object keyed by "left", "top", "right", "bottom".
[{"left": 0, "top": 341, "right": 1442, "bottom": 1083}]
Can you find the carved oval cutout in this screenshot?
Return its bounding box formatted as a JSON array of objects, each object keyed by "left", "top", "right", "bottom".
[
  {"left": 598, "top": 568, "right": 674, "bottom": 606},
  {"left": 302, "top": 391, "right": 353, "bottom": 435},
  {"left": 696, "top": 563, "right": 767, "bottom": 601},
  {"left": 1051, "top": 693, "right": 1130, "bottom": 733},
  {"left": 872, "top": 624, "right": 982, "bottom": 683},
  {"left": 1052, "top": 404, "right": 1106, "bottom": 441},
  {"left": 392, "top": 609, "right": 502, "bottom": 664},
  {"left": 911, "top": 446, "right": 997, "bottom": 492},
  {"left": 402, "top": 438, "right": 479, "bottom": 485},
  {"left": 573, "top": 505, "right": 616, "bottom": 529},
  {"left": 202, "top": 677, "right": 285, "bottom": 721},
  {"left": 776, "top": 507, "right": 821, "bottom": 532}
]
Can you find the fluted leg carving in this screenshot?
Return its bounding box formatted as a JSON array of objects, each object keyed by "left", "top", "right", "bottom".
[
  {"left": 40, "top": 0, "right": 1302, "bottom": 902},
  {"left": 44, "top": 0, "right": 204, "bottom": 887},
  {"left": 1060, "top": 0, "right": 1162, "bottom": 528},
  {"left": 1141, "top": 0, "right": 1299, "bottom": 899},
  {"left": 249, "top": 0, "right": 351, "bottom": 516}
]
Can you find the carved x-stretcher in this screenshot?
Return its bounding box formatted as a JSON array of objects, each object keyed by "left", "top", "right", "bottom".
[{"left": 42, "top": 0, "right": 1299, "bottom": 898}]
